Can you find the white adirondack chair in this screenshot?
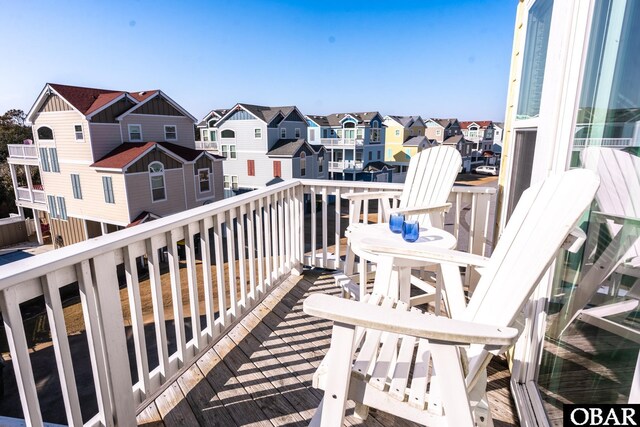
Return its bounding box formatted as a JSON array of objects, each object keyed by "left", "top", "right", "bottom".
[
  {"left": 554, "top": 147, "right": 640, "bottom": 337},
  {"left": 337, "top": 146, "right": 462, "bottom": 301},
  {"left": 304, "top": 169, "right": 599, "bottom": 426}
]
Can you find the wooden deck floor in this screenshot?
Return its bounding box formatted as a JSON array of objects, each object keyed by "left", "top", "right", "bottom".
[{"left": 136, "top": 270, "right": 519, "bottom": 426}]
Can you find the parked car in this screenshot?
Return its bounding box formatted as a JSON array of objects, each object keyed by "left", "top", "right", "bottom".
[{"left": 474, "top": 165, "right": 499, "bottom": 175}]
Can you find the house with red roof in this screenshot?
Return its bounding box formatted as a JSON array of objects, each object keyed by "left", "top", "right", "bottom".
[
  {"left": 459, "top": 120, "right": 495, "bottom": 152},
  {"left": 8, "top": 83, "right": 224, "bottom": 247}
]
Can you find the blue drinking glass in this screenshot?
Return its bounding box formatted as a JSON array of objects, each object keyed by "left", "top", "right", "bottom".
[
  {"left": 402, "top": 220, "right": 420, "bottom": 242},
  {"left": 389, "top": 213, "right": 404, "bottom": 233}
]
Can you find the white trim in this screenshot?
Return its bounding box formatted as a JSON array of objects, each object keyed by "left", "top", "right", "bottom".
[
  {"left": 93, "top": 167, "right": 124, "bottom": 173},
  {"left": 127, "top": 124, "right": 143, "bottom": 142},
  {"left": 164, "top": 124, "right": 177, "bottom": 141},
  {"left": 27, "top": 84, "right": 84, "bottom": 123},
  {"left": 90, "top": 122, "right": 121, "bottom": 126}
]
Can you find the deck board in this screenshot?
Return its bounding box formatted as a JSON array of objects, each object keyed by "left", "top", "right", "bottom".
[{"left": 138, "top": 270, "right": 519, "bottom": 426}]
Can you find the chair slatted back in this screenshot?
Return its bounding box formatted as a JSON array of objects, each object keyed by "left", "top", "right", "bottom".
[
  {"left": 582, "top": 147, "right": 640, "bottom": 260},
  {"left": 464, "top": 169, "right": 600, "bottom": 328},
  {"left": 399, "top": 146, "right": 461, "bottom": 226}
]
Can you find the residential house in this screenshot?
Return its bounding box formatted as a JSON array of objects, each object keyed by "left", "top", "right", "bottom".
[
  {"left": 196, "top": 108, "right": 228, "bottom": 150},
  {"left": 8, "top": 83, "right": 224, "bottom": 247},
  {"left": 382, "top": 115, "right": 435, "bottom": 172},
  {"left": 459, "top": 120, "right": 495, "bottom": 152},
  {"left": 198, "top": 103, "right": 327, "bottom": 197},
  {"left": 426, "top": 118, "right": 474, "bottom": 172},
  {"left": 306, "top": 112, "right": 386, "bottom": 181}
]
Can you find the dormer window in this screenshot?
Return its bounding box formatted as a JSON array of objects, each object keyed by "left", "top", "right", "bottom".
[
  {"left": 295, "top": 128, "right": 301, "bottom": 138},
  {"left": 37, "top": 126, "right": 54, "bottom": 141},
  {"left": 164, "top": 125, "right": 177, "bottom": 141},
  {"left": 128, "top": 124, "right": 142, "bottom": 141},
  {"left": 280, "top": 128, "right": 286, "bottom": 138}
]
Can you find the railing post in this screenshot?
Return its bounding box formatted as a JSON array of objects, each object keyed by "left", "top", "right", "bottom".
[{"left": 92, "top": 251, "right": 136, "bottom": 426}]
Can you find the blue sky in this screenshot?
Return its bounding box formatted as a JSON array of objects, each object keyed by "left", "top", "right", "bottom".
[{"left": 1, "top": 1, "right": 517, "bottom": 122}]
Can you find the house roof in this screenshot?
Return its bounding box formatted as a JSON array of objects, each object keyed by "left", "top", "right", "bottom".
[
  {"left": 403, "top": 136, "right": 433, "bottom": 147},
  {"left": 432, "top": 118, "right": 459, "bottom": 128},
  {"left": 266, "top": 139, "right": 314, "bottom": 158},
  {"left": 198, "top": 109, "right": 230, "bottom": 127},
  {"left": 127, "top": 211, "right": 161, "bottom": 228},
  {"left": 306, "top": 115, "right": 330, "bottom": 127},
  {"left": 363, "top": 161, "right": 392, "bottom": 172},
  {"left": 459, "top": 120, "right": 493, "bottom": 129},
  {"left": 91, "top": 141, "right": 222, "bottom": 169},
  {"left": 387, "top": 115, "right": 422, "bottom": 128},
  {"left": 235, "top": 104, "right": 296, "bottom": 124},
  {"left": 323, "top": 112, "right": 382, "bottom": 127},
  {"left": 442, "top": 134, "right": 466, "bottom": 145},
  {"left": 48, "top": 83, "right": 158, "bottom": 116}
]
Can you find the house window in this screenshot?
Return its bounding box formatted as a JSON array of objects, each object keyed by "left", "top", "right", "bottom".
[
  {"left": 164, "top": 125, "right": 177, "bottom": 141},
  {"left": 202, "top": 130, "right": 209, "bottom": 141},
  {"left": 210, "top": 130, "right": 217, "bottom": 141},
  {"left": 357, "top": 128, "right": 363, "bottom": 139},
  {"left": 247, "top": 160, "right": 255, "bottom": 176},
  {"left": 128, "top": 124, "right": 142, "bottom": 141},
  {"left": 300, "top": 152, "right": 306, "bottom": 176},
  {"left": 371, "top": 122, "right": 380, "bottom": 143},
  {"left": 318, "top": 156, "right": 323, "bottom": 173},
  {"left": 149, "top": 162, "right": 166, "bottom": 201},
  {"left": 280, "top": 128, "right": 286, "bottom": 138},
  {"left": 208, "top": 120, "right": 217, "bottom": 128},
  {"left": 49, "top": 148, "right": 60, "bottom": 172},
  {"left": 273, "top": 160, "right": 282, "bottom": 178},
  {"left": 229, "top": 145, "right": 236, "bottom": 159},
  {"left": 224, "top": 175, "right": 238, "bottom": 190},
  {"left": 221, "top": 144, "right": 236, "bottom": 159},
  {"left": 368, "top": 152, "right": 372, "bottom": 161},
  {"left": 309, "top": 129, "right": 316, "bottom": 140},
  {"left": 254, "top": 128, "right": 262, "bottom": 138},
  {"left": 74, "top": 125, "right": 83, "bottom": 141},
  {"left": 198, "top": 169, "right": 210, "bottom": 192},
  {"left": 377, "top": 151, "right": 381, "bottom": 160},
  {"left": 387, "top": 149, "right": 392, "bottom": 158},
  {"left": 47, "top": 195, "right": 58, "bottom": 219},
  {"left": 221, "top": 129, "right": 235, "bottom": 138},
  {"left": 71, "top": 174, "right": 82, "bottom": 199},
  {"left": 102, "top": 176, "right": 115, "bottom": 204},
  {"left": 395, "top": 130, "right": 400, "bottom": 136},
  {"left": 295, "top": 128, "right": 301, "bottom": 138},
  {"left": 39, "top": 148, "right": 50, "bottom": 172},
  {"left": 37, "top": 126, "right": 54, "bottom": 141},
  {"left": 57, "top": 196, "right": 67, "bottom": 220}
]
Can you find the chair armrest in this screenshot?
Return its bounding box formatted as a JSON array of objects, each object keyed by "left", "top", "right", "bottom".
[
  {"left": 341, "top": 191, "right": 402, "bottom": 202},
  {"left": 389, "top": 203, "right": 452, "bottom": 216},
  {"left": 561, "top": 226, "right": 587, "bottom": 253},
  {"left": 303, "top": 294, "right": 518, "bottom": 347},
  {"left": 356, "top": 240, "right": 491, "bottom": 268}
]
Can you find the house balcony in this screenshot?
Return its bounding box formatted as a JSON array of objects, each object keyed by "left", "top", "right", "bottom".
[
  {"left": 328, "top": 160, "right": 364, "bottom": 172},
  {"left": 8, "top": 144, "right": 40, "bottom": 166},
  {"left": 0, "top": 179, "right": 514, "bottom": 426},
  {"left": 15, "top": 186, "right": 47, "bottom": 208},
  {"left": 572, "top": 137, "right": 636, "bottom": 149},
  {"left": 195, "top": 141, "right": 219, "bottom": 152},
  {"left": 320, "top": 138, "right": 364, "bottom": 148}
]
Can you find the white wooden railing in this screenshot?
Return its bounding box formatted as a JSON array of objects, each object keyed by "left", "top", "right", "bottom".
[
  {"left": 320, "top": 138, "right": 364, "bottom": 147},
  {"left": 0, "top": 179, "right": 495, "bottom": 426},
  {"left": 194, "top": 141, "right": 219, "bottom": 151},
  {"left": 15, "top": 188, "right": 46, "bottom": 205},
  {"left": 328, "top": 160, "right": 364, "bottom": 171},
  {"left": 573, "top": 137, "right": 634, "bottom": 148},
  {"left": 8, "top": 144, "right": 38, "bottom": 159}
]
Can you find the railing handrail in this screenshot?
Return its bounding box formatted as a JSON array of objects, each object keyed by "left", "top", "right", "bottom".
[{"left": 0, "top": 179, "right": 301, "bottom": 290}]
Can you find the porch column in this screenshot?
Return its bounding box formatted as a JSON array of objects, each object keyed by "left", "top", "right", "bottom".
[
  {"left": 17, "top": 206, "right": 25, "bottom": 219},
  {"left": 33, "top": 209, "right": 44, "bottom": 245},
  {"left": 24, "top": 165, "right": 34, "bottom": 200},
  {"left": 8, "top": 163, "right": 19, "bottom": 200},
  {"left": 101, "top": 222, "right": 109, "bottom": 235}
]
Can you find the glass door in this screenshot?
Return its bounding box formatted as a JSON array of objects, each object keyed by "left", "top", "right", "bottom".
[{"left": 538, "top": 1, "right": 640, "bottom": 422}]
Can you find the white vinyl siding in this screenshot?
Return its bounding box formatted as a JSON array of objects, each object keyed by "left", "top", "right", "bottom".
[
  {"left": 70, "top": 174, "right": 82, "bottom": 199},
  {"left": 102, "top": 176, "right": 115, "bottom": 203}
]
